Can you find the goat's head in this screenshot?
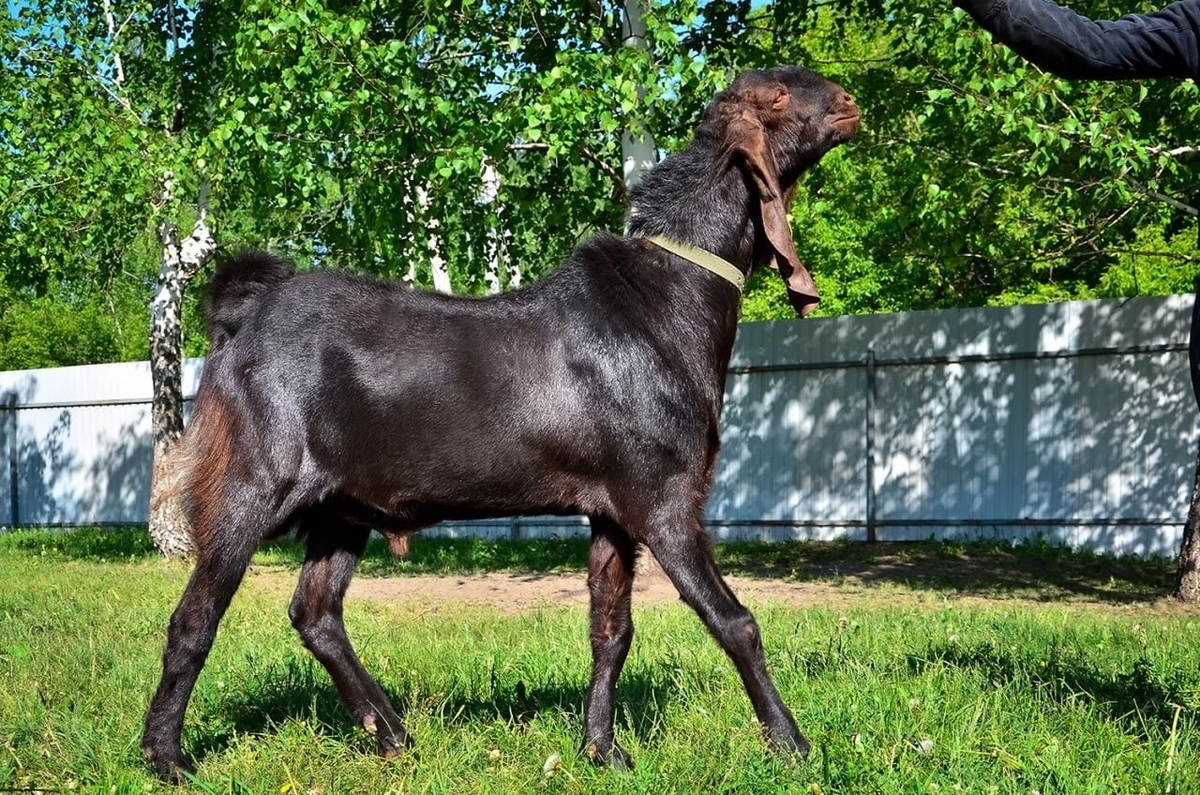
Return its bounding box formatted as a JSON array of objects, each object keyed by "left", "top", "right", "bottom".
[{"left": 710, "top": 66, "right": 859, "bottom": 316}]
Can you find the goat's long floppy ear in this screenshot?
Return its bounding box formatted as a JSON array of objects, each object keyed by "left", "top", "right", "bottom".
[{"left": 726, "top": 93, "right": 820, "bottom": 317}]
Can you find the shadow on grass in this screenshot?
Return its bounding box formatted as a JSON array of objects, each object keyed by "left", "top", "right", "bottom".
[
  {"left": 909, "top": 641, "right": 1199, "bottom": 736},
  {"left": 186, "top": 655, "right": 675, "bottom": 765},
  {"left": 0, "top": 527, "right": 1178, "bottom": 604},
  {"left": 185, "top": 657, "right": 351, "bottom": 763},
  {"left": 712, "top": 540, "right": 1177, "bottom": 605},
  {"left": 437, "top": 663, "right": 677, "bottom": 750},
  {"left": 0, "top": 526, "right": 162, "bottom": 560}
]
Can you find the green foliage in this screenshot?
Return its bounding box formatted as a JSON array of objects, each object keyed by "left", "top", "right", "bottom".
[
  {"left": 728, "top": 0, "right": 1200, "bottom": 318},
  {"left": 0, "top": 2, "right": 171, "bottom": 294},
  {"left": 0, "top": 0, "right": 204, "bottom": 368},
  {"left": 832, "top": 1, "right": 1198, "bottom": 311},
  {"left": 0, "top": 293, "right": 123, "bottom": 369},
  {"left": 0, "top": 264, "right": 181, "bottom": 369},
  {"left": 186, "top": 0, "right": 725, "bottom": 285},
  {"left": 4, "top": 0, "right": 1199, "bottom": 356},
  {"left": 1099, "top": 221, "right": 1200, "bottom": 298}
]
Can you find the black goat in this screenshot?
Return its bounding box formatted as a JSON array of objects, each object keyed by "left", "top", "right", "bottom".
[{"left": 142, "top": 65, "right": 859, "bottom": 780}]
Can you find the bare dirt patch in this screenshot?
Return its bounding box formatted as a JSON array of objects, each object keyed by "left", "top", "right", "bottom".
[
  {"left": 243, "top": 556, "right": 871, "bottom": 613},
  {"left": 242, "top": 553, "right": 1193, "bottom": 616},
  {"left": 340, "top": 560, "right": 826, "bottom": 613}
]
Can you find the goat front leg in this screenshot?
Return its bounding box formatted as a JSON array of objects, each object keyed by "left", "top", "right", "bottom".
[
  {"left": 289, "top": 522, "right": 410, "bottom": 759},
  {"left": 581, "top": 519, "right": 637, "bottom": 769},
  {"left": 643, "top": 517, "right": 809, "bottom": 756}
]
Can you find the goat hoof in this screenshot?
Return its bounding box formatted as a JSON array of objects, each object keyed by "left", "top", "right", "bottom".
[
  {"left": 766, "top": 727, "right": 811, "bottom": 759},
  {"left": 362, "top": 712, "right": 411, "bottom": 760},
  {"left": 143, "top": 745, "right": 196, "bottom": 784},
  {"left": 376, "top": 731, "right": 412, "bottom": 760},
  {"left": 609, "top": 744, "right": 633, "bottom": 771},
  {"left": 583, "top": 740, "right": 633, "bottom": 771}
]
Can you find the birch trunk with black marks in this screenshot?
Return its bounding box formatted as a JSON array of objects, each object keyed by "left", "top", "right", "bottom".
[
  {"left": 479, "top": 159, "right": 511, "bottom": 294},
  {"left": 620, "top": 0, "right": 656, "bottom": 188},
  {"left": 1175, "top": 442, "right": 1200, "bottom": 602},
  {"left": 418, "top": 186, "right": 452, "bottom": 294},
  {"left": 1174, "top": 279, "right": 1200, "bottom": 602},
  {"left": 147, "top": 211, "right": 216, "bottom": 558}
]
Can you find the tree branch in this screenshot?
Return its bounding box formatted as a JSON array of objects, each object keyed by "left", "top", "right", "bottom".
[
  {"left": 1125, "top": 177, "right": 1199, "bottom": 216},
  {"left": 506, "top": 142, "right": 627, "bottom": 201},
  {"left": 101, "top": 0, "right": 126, "bottom": 89},
  {"left": 577, "top": 144, "right": 628, "bottom": 202},
  {"left": 1146, "top": 144, "right": 1200, "bottom": 159},
  {"left": 178, "top": 210, "right": 217, "bottom": 282}
]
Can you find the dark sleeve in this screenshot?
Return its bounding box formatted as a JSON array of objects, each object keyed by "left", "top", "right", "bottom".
[{"left": 955, "top": 0, "right": 1200, "bottom": 79}]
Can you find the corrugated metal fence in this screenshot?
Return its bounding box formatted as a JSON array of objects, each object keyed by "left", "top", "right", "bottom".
[{"left": 2, "top": 295, "right": 1195, "bottom": 557}]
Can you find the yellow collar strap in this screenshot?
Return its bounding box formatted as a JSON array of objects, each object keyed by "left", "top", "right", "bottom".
[{"left": 641, "top": 235, "right": 745, "bottom": 293}]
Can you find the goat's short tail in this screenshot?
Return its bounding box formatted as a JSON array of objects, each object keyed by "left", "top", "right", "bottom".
[{"left": 205, "top": 251, "right": 295, "bottom": 346}]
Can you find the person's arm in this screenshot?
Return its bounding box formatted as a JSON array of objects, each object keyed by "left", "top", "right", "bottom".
[{"left": 955, "top": 0, "right": 1200, "bottom": 79}]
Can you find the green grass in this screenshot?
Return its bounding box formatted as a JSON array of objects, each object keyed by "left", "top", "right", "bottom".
[{"left": 1, "top": 529, "right": 1198, "bottom": 793}]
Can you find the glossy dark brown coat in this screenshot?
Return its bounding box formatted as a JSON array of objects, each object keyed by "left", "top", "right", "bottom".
[{"left": 141, "top": 65, "right": 859, "bottom": 781}]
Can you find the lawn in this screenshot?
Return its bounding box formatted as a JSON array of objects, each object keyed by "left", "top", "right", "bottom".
[{"left": 0, "top": 530, "right": 1197, "bottom": 794}]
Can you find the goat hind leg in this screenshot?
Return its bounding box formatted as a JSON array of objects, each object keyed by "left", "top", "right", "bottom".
[
  {"left": 581, "top": 518, "right": 637, "bottom": 769},
  {"left": 289, "top": 521, "right": 409, "bottom": 758},
  {"left": 142, "top": 525, "right": 262, "bottom": 782},
  {"left": 642, "top": 518, "right": 809, "bottom": 756}
]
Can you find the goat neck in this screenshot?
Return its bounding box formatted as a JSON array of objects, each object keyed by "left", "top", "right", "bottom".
[{"left": 625, "top": 145, "right": 757, "bottom": 284}]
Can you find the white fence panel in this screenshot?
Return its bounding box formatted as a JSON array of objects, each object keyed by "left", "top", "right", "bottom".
[
  {"left": 0, "top": 360, "right": 205, "bottom": 525},
  {"left": 0, "top": 295, "right": 1195, "bottom": 556}
]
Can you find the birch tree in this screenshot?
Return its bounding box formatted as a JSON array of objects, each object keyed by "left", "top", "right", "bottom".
[
  {"left": 147, "top": 201, "right": 215, "bottom": 558},
  {"left": 620, "top": 0, "right": 657, "bottom": 187},
  {"left": 1, "top": 0, "right": 222, "bottom": 554},
  {"left": 144, "top": 0, "right": 220, "bottom": 557}
]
